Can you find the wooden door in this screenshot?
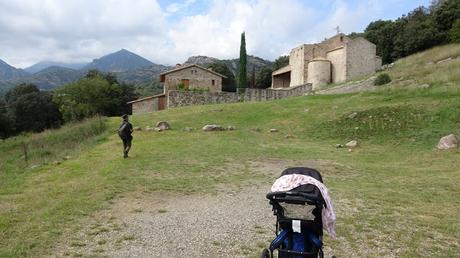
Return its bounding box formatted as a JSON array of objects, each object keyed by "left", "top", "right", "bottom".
[
  {"left": 181, "top": 79, "right": 189, "bottom": 90},
  {"left": 158, "top": 95, "right": 166, "bottom": 110}
]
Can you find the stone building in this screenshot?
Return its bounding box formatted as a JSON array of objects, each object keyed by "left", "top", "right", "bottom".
[
  {"left": 127, "top": 64, "right": 226, "bottom": 114},
  {"left": 272, "top": 34, "right": 382, "bottom": 90},
  {"left": 160, "top": 64, "right": 226, "bottom": 93}
]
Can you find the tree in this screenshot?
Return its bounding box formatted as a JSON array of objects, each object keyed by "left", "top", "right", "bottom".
[
  {"left": 273, "top": 55, "right": 289, "bottom": 71},
  {"left": 0, "top": 99, "right": 12, "bottom": 139},
  {"left": 238, "top": 32, "right": 248, "bottom": 89},
  {"left": 54, "top": 71, "right": 138, "bottom": 121},
  {"left": 449, "top": 19, "right": 460, "bottom": 42},
  {"left": 393, "top": 7, "right": 444, "bottom": 58},
  {"left": 5, "top": 84, "right": 62, "bottom": 133},
  {"left": 206, "top": 62, "right": 236, "bottom": 92},
  {"left": 255, "top": 66, "right": 272, "bottom": 89},
  {"left": 364, "top": 20, "right": 398, "bottom": 64},
  {"left": 433, "top": 0, "right": 460, "bottom": 32}
]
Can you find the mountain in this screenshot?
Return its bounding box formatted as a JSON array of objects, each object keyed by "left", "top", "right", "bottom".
[
  {"left": 25, "top": 61, "right": 88, "bottom": 74},
  {"left": 116, "top": 64, "right": 172, "bottom": 85},
  {"left": 82, "top": 49, "right": 154, "bottom": 72},
  {"left": 0, "top": 59, "right": 29, "bottom": 81},
  {"left": 184, "top": 55, "right": 273, "bottom": 75},
  {"left": 21, "top": 66, "right": 85, "bottom": 90}
]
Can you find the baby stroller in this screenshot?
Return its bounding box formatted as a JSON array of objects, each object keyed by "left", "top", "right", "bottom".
[{"left": 261, "top": 167, "right": 336, "bottom": 258}]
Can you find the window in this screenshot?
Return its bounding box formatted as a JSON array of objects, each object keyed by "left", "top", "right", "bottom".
[{"left": 212, "top": 80, "right": 215, "bottom": 86}]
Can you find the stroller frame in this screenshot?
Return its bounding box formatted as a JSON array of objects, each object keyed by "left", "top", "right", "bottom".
[{"left": 261, "top": 167, "right": 326, "bottom": 258}]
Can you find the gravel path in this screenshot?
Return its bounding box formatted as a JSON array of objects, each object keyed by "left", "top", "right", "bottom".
[{"left": 55, "top": 160, "right": 337, "bottom": 258}]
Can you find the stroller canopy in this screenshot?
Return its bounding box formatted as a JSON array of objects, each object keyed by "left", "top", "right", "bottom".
[{"left": 269, "top": 167, "right": 336, "bottom": 238}]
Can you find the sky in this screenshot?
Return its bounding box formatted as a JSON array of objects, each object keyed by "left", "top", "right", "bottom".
[{"left": 0, "top": 0, "right": 432, "bottom": 68}]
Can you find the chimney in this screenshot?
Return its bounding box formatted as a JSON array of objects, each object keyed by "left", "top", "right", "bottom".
[{"left": 175, "top": 64, "right": 182, "bottom": 68}]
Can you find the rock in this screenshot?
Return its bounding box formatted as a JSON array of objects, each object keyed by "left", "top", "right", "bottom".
[
  {"left": 285, "top": 134, "right": 293, "bottom": 139},
  {"left": 155, "top": 121, "right": 171, "bottom": 131},
  {"left": 227, "top": 125, "right": 235, "bottom": 131},
  {"left": 345, "top": 140, "right": 358, "bottom": 148},
  {"left": 183, "top": 127, "right": 194, "bottom": 132},
  {"left": 133, "top": 126, "right": 142, "bottom": 131},
  {"left": 53, "top": 160, "right": 61, "bottom": 165},
  {"left": 437, "top": 134, "right": 458, "bottom": 150},
  {"left": 419, "top": 84, "right": 431, "bottom": 89},
  {"left": 304, "top": 109, "right": 310, "bottom": 112},
  {"left": 436, "top": 57, "right": 453, "bottom": 64},
  {"left": 62, "top": 156, "right": 72, "bottom": 160},
  {"left": 30, "top": 164, "right": 40, "bottom": 169},
  {"left": 269, "top": 129, "right": 278, "bottom": 133},
  {"left": 348, "top": 112, "right": 358, "bottom": 119},
  {"left": 335, "top": 144, "right": 343, "bottom": 148},
  {"left": 348, "top": 148, "right": 353, "bottom": 152},
  {"left": 202, "top": 124, "right": 225, "bottom": 131}
]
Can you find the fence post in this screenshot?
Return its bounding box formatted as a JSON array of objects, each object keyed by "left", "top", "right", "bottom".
[{"left": 22, "top": 142, "right": 28, "bottom": 165}]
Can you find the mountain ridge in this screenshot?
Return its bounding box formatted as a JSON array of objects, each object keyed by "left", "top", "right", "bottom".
[{"left": 0, "top": 50, "right": 274, "bottom": 94}]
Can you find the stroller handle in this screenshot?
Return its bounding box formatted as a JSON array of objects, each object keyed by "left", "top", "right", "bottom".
[{"left": 267, "top": 191, "right": 324, "bottom": 206}]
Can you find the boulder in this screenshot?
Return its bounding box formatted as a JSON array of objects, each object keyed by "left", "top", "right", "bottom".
[
  {"left": 348, "top": 112, "right": 358, "bottom": 119},
  {"left": 155, "top": 121, "right": 171, "bottom": 131},
  {"left": 437, "top": 134, "right": 458, "bottom": 150},
  {"left": 133, "top": 126, "right": 142, "bottom": 131},
  {"left": 345, "top": 140, "right": 358, "bottom": 148},
  {"left": 269, "top": 129, "right": 278, "bottom": 133},
  {"left": 202, "top": 124, "right": 225, "bottom": 131}
]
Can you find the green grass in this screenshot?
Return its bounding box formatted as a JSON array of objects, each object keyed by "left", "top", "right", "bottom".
[{"left": 1, "top": 44, "right": 460, "bottom": 257}]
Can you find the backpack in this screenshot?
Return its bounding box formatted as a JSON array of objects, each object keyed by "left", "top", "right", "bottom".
[{"left": 118, "top": 122, "right": 128, "bottom": 139}]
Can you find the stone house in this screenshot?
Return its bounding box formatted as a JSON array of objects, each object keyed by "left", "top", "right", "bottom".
[
  {"left": 160, "top": 64, "right": 226, "bottom": 93},
  {"left": 272, "top": 34, "right": 382, "bottom": 90},
  {"left": 127, "top": 64, "right": 226, "bottom": 114}
]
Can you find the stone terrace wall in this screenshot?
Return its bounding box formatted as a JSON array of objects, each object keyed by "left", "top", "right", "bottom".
[
  {"left": 167, "top": 84, "right": 312, "bottom": 109},
  {"left": 243, "top": 84, "right": 312, "bottom": 102},
  {"left": 167, "top": 90, "right": 239, "bottom": 108}
]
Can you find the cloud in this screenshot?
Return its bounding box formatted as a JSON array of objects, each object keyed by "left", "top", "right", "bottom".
[{"left": 0, "top": 0, "right": 427, "bottom": 68}]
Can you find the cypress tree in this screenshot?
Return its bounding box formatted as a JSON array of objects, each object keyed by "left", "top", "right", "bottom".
[{"left": 238, "top": 32, "right": 247, "bottom": 89}]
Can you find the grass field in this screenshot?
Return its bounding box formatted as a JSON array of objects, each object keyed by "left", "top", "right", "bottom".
[{"left": 1, "top": 44, "right": 460, "bottom": 257}]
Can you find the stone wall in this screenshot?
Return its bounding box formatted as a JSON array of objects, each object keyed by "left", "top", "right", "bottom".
[
  {"left": 166, "top": 84, "right": 312, "bottom": 109},
  {"left": 326, "top": 47, "right": 347, "bottom": 83},
  {"left": 243, "top": 84, "right": 312, "bottom": 102},
  {"left": 346, "top": 38, "right": 381, "bottom": 80},
  {"left": 131, "top": 96, "right": 160, "bottom": 114},
  {"left": 167, "top": 90, "right": 239, "bottom": 108}
]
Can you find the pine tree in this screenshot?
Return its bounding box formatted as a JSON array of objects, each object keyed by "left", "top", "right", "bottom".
[{"left": 238, "top": 32, "right": 247, "bottom": 89}]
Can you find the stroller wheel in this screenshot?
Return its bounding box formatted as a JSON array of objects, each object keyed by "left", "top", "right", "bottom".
[{"left": 260, "top": 248, "right": 270, "bottom": 258}]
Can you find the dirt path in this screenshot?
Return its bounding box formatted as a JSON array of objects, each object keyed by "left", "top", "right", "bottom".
[{"left": 54, "top": 160, "right": 338, "bottom": 258}]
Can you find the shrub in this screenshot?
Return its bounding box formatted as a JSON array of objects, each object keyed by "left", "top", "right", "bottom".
[
  {"left": 374, "top": 73, "right": 392, "bottom": 86},
  {"left": 449, "top": 19, "right": 460, "bottom": 43}
]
